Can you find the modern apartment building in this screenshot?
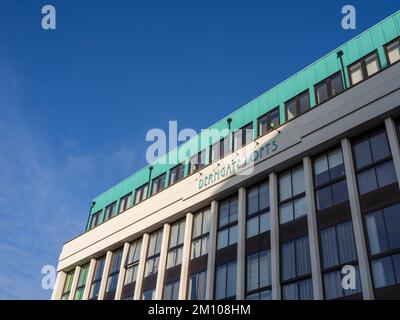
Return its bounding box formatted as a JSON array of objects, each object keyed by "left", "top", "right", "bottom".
[{"left": 52, "top": 11, "right": 400, "bottom": 300}]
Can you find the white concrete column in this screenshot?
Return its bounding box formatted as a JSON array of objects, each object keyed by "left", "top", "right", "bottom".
[
  {"left": 154, "top": 223, "right": 171, "bottom": 300},
  {"left": 303, "top": 156, "right": 324, "bottom": 300},
  {"left": 82, "top": 258, "right": 96, "bottom": 300},
  {"left": 178, "top": 213, "right": 194, "bottom": 300},
  {"left": 98, "top": 250, "right": 113, "bottom": 300},
  {"left": 385, "top": 117, "right": 400, "bottom": 189},
  {"left": 134, "top": 233, "right": 149, "bottom": 300},
  {"left": 341, "top": 138, "right": 374, "bottom": 300},
  {"left": 205, "top": 200, "right": 218, "bottom": 300},
  {"left": 68, "top": 266, "right": 81, "bottom": 300},
  {"left": 269, "top": 172, "right": 281, "bottom": 300},
  {"left": 51, "top": 271, "right": 66, "bottom": 300},
  {"left": 237, "top": 187, "right": 246, "bottom": 299},
  {"left": 115, "top": 242, "right": 130, "bottom": 300}
]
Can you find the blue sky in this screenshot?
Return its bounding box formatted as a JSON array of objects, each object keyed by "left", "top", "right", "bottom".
[{"left": 0, "top": 0, "right": 398, "bottom": 299}]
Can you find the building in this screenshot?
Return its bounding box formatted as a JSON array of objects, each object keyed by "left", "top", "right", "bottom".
[{"left": 52, "top": 11, "right": 400, "bottom": 300}]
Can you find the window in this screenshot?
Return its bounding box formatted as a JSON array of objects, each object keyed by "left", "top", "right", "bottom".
[
  {"left": 105, "top": 248, "right": 123, "bottom": 296},
  {"left": 167, "top": 219, "right": 185, "bottom": 268},
  {"left": 324, "top": 266, "right": 361, "bottom": 300},
  {"left": 61, "top": 270, "right": 75, "bottom": 300},
  {"left": 89, "top": 210, "right": 102, "bottom": 229},
  {"left": 74, "top": 263, "right": 89, "bottom": 300},
  {"left": 103, "top": 201, "right": 117, "bottom": 221},
  {"left": 352, "top": 129, "right": 396, "bottom": 195},
  {"left": 169, "top": 163, "right": 185, "bottom": 185},
  {"left": 313, "top": 148, "right": 348, "bottom": 211},
  {"left": 285, "top": 91, "right": 310, "bottom": 121},
  {"left": 246, "top": 250, "right": 271, "bottom": 300},
  {"left": 191, "top": 207, "right": 211, "bottom": 259},
  {"left": 145, "top": 229, "right": 163, "bottom": 277},
  {"left": 134, "top": 183, "right": 149, "bottom": 204},
  {"left": 279, "top": 165, "right": 306, "bottom": 224},
  {"left": 151, "top": 173, "right": 166, "bottom": 196},
  {"left": 119, "top": 193, "right": 132, "bottom": 213},
  {"left": 163, "top": 280, "right": 180, "bottom": 300},
  {"left": 247, "top": 181, "right": 270, "bottom": 238},
  {"left": 215, "top": 261, "right": 237, "bottom": 300},
  {"left": 124, "top": 239, "right": 142, "bottom": 287},
  {"left": 315, "top": 72, "right": 344, "bottom": 105},
  {"left": 233, "top": 122, "right": 253, "bottom": 151},
  {"left": 217, "top": 195, "right": 238, "bottom": 250},
  {"left": 188, "top": 270, "right": 207, "bottom": 300},
  {"left": 348, "top": 52, "right": 381, "bottom": 86},
  {"left": 142, "top": 288, "right": 155, "bottom": 300},
  {"left": 258, "top": 107, "right": 280, "bottom": 136},
  {"left": 281, "top": 236, "right": 313, "bottom": 300},
  {"left": 210, "top": 136, "right": 230, "bottom": 163},
  {"left": 371, "top": 254, "right": 400, "bottom": 289},
  {"left": 384, "top": 37, "right": 400, "bottom": 65},
  {"left": 189, "top": 149, "right": 207, "bottom": 174},
  {"left": 89, "top": 256, "right": 106, "bottom": 300}
]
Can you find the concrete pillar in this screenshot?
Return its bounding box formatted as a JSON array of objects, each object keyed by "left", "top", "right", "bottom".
[
  {"left": 341, "top": 138, "right": 374, "bottom": 300},
  {"left": 98, "top": 250, "right": 113, "bottom": 300},
  {"left": 205, "top": 200, "right": 218, "bottom": 299},
  {"left": 115, "top": 242, "right": 130, "bottom": 300},
  {"left": 154, "top": 223, "right": 171, "bottom": 300},
  {"left": 237, "top": 187, "right": 246, "bottom": 299},
  {"left": 178, "top": 213, "right": 194, "bottom": 300},
  {"left": 68, "top": 265, "right": 81, "bottom": 300},
  {"left": 51, "top": 271, "right": 66, "bottom": 300},
  {"left": 269, "top": 172, "right": 281, "bottom": 300},
  {"left": 134, "top": 233, "right": 149, "bottom": 300},
  {"left": 303, "top": 156, "right": 324, "bottom": 300},
  {"left": 82, "top": 258, "right": 96, "bottom": 300},
  {"left": 385, "top": 117, "right": 400, "bottom": 189}
]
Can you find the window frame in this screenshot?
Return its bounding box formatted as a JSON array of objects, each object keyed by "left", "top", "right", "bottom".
[
  {"left": 118, "top": 192, "right": 132, "bottom": 213},
  {"left": 105, "top": 248, "right": 123, "bottom": 295},
  {"left": 284, "top": 90, "right": 310, "bottom": 121},
  {"left": 246, "top": 180, "right": 270, "bottom": 239},
  {"left": 257, "top": 107, "right": 280, "bottom": 137},
  {"left": 151, "top": 173, "right": 166, "bottom": 196},
  {"left": 169, "top": 163, "right": 185, "bottom": 186},
  {"left": 217, "top": 195, "right": 239, "bottom": 250},
  {"left": 191, "top": 207, "right": 211, "bottom": 260},
  {"left": 188, "top": 149, "right": 207, "bottom": 174},
  {"left": 89, "top": 210, "right": 102, "bottom": 229},
  {"left": 166, "top": 219, "right": 186, "bottom": 269},
  {"left": 245, "top": 249, "right": 272, "bottom": 299},
  {"left": 384, "top": 36, "right": 400, "bottom": 66},
  {"left": 347, "top": 50, "right": 381, "bottom": 86},
  {"left": 134, "top": 183, "right": 149, "bottom": 204},
  {"left": 89, "top": 256, "right": 106, "bottom": 300},
  {"left": 144, "top": 229, "right": 163, "bottom": 277},
  {"left": 124, "top": 239, "right": 142, "bottom": 286},
  {"left": 314, "top": 71, "right": 344, "bottom": 105},
  {"left": 232, "top": 122, "right": 253, "bottom": 151},
  {"left": 104, "top": 201, "right": 117, "bottom": 221}
]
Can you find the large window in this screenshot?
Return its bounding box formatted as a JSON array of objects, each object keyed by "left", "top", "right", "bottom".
[
  {"left": 104, "top": 201, "right": 117, "bottom": 221},
  {"left": 89, "top": 256, "right": 106, "bottom": 300},
  {"left": 188, "top": 270, "right": 207, "bottom": 300},
  {"left": 348, "top": 51, "right": 381, "bottom": 86},
  {"left": 217, "top": 195, "right": 238, "bottom": 250},
  {"left": 258, "top": 107, "right": 280, "bottom": 136},
  {"left": 191, "top": 207, "right": 211, "bottom": 259},
  {"left": 118, "top": 193, "right": 132, "bottom": 213},
  {"left": 134, "top": 183, "right": 149, "bottom": 204},
  {"left": 61, "top": 270, "right": 75, "bottom": 300},
  {"left": 89, "top": 210, "right": 102, "bottom": 229},
  {"left": 319, "top": 221, "right": 361, "bottom": 299},
  {"left": 151, "top": 173, "right": 166, "bottom": 196},
  {"left": 144, "top": 229, "right": 163, "bottom": 277},
  {"left": 384, "top": 37, "right": 400, "bottom": 65},
  {"left": 167, "top": 219, "right": 186, "bottom": 269},
  {"left": 285, "top": 91, "right": 310, "bottom": 121},
  {"left": 365, "top": 203, "right": 400, "bottom": 289},
  {"left": 313, "top": 148, "right": 348, "bottom": 211},
  {"left": 210, "top": 136, "right": 230, "bottom": 163},
  {"left": 233, "top": 122, "right": 253, "bottom": 151},
  {"left": 105, "top": 248, "right": 123, "bottom": 297},
  {"left": 315, "top": 72, "right": 344, "bottom": 105},
  {"left": 215, "top": 261, "right": 237, "bottom": 300},
  {"left": 246, "top": 250, "right": 271, "bottom": 300},
  {"left": 281, "top": 236, "right": 313, "bottom": 300},
  {"left": 352, "top": 129, "right": 397, "bottom": 195},
  {"left": 189, "top": 150, "right": 206, "bottom": 174},
  {"left": 247, "top": 181, "right": 270, "bottom": 238},
  {"left": 74, "top": 263, "right": 89, "bottom": 300},
  {"left": 169, "top": 163, "right": 185, "bottom": 185},
  {"left": 279, "top": 165, "right": 306, "bottom": 224},
  {"left": 163, "top": 280, "right": 180, "bottom": 300},
  {"left": 124, "top": 239, "right": 142, "bottom": 289}
]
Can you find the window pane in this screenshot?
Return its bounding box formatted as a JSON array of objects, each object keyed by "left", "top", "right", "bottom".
[
  {"left": 229, "top": 225, "right": 238, "bottom": 245},
  {"left": 316, "top": 186, "right": 333, "bottom": 211},
  {"left": 229, "top": 198, "right": 238, "bottom": 223},
  {"left": 247, "top": 216, "right": 258, "bottom": 239},
  {"left": 279, "top": 172, "right": 292, "bottom": 201},
  {"left": 217, "top": 229, "right": 228, "bottom": 250},
  {"left": 372, "top": 256, "right": 396, "bottom": 289},
  {"left": 384, "top": 204, "right": 400, "bottom": 251},
  {"left": 357, "top": 169, "right": 377, "bottom": 195},
  {"left": 202, "top": 209, "right": 210, "bottom": 233},
  {"left": 336, "top": 221, "right": 357, "bottom": 264},
  {"left": 280, "top": 202, "right": 293, "bottom": 224},
  {"left": 299, "top": 92, "right": 310, "bottom": 113},
  {"left": 328, "top": 148, "right": 345, "bottom": 179},
  {"left": 282, "top": 241, "right": 296, "bottom": 281},
  {"left": 366, "top": 210, "right": 389, "bottom": 255},
  {"left": 292, "top": 167, "right": 305, "bottom": 195},
  {"left": 247, "top": 254, "right": 259, "bottom": 291},
  {"left": 247, "top": 187, "right": 258, "bottom": 215},
  {"left": 376, "top": 161, "right": 397, "bottom": 188},
  {"left": 219, "top": 202, "right": 229, "bottom": 227},
  {"left": 316, "top": 82, "right": 329, "bottom": 104},
  {"left": 321, "top": 226, "right": 339, "bottom": 269},
  {"left": 324, "top": 271, "right": 343, "bottom": 300},
  {"left": 260, "top": 250, "right": 271, "bottom": 287},
  {"left": 299, "top": 278, "right": 313, "bottom": 300},
  {"left": 314, "top": 155, "right": 329, "bottom": 186},
  {"left": 287, "top": 100, "right": 297, "bottom": 120},
  {"left": 365, "top": 53, "right": 380, "bottom": 76},
  {"left": 226, "top": 262, "right": 237, "bottom": 298},
  {"left": 353, "top": 139, "right": 372, "bottom": 169},
  {"left": 296, "top": 237, "right": 311, "bottom": 276},
  {"left": 260, "top": 211, "right": 270, "bottom": 233},
  {"left": 215, "top": 265, "right": 226, "bottom": 299},
  {"left": 370, "top": 131, "right": 390, "bottom": 162},
  {"left": 259, "top": 183, "right": 269, "bottom": 210},
  {"left": 283, "top": 283, "right": 298, "bottom": 300},
  {"left": 331, "top": 180, "right": 349, "bottom": 205},
  {"left": 331, "top": 73, "right": 344, "bottom": 96},
  {"left": 293, "top": 196, "right": 306, "bottom": 219},
  {"left": 349, "top": 62, "right": 364, "bottom": 85},
  {"left": 387, "top": 40, "right": 400, "bottom": 64},
  {"left": 193, "top": 213, "right": 202, "bottom": 238}
]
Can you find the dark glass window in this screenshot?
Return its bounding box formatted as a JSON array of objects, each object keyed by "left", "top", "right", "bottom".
[
  {"left": 384, "top": 37, "right": 400, "bottom": 65},
  {"left": 246, "top": 250, "right": 271, "bottom": 300},
  {"left": 144, "top": 229, "right": 163, "bottom": 277},
  {"left": 167, "top": 219, "right": 185, "bottom": 268},
  {"left": 210, "top": 136, "right": 230, "bottom": 163},
  {"left": 119, "top": 193, "right": 132, "bottom": 213},
  {"left": 151, "top": 173, "right": 166, "bottom": 196},
  {"left": 124, "top": 239, "right": 142, "bottom": 287},
  {"left": 191, "top": 207, "right": 211, "bottom": 259},
  {"left": 89, "top": 256, "right": 106, "bottom": 300},
  {"left": 348, "top": 52, "right": 380, "bottom": 86},
  {"left": 285, "top": 91, "right": 310, "bottom": 121},
  {"left": 163, "top": 280, "right": 180, "bottom": 300},
  {"left": 233, "top": 122, "right": 253, "bottom": 151},
  {"left": 134, "top": 183, "right": 149, "bottom": 204},
  {"left": 89, "top": 210, "right": 102, "bottom": 229},
  {"left": 169, "top": 163, "right": 185, "bottom": 185},
  {"left": 105, "top": 248, "right": 123, "bottom": 296},
  {"left": 188, "top": 270, "right": 207, "bottom": 300},
  {"left": 258, "top": 107, "right": 280, "bottom": 136},
  {"left": 104, "top": 201, "right": 117, "bottom": 221},
  {"left": 189, "top": 149, "right": 207, "bottom": 174},
  {"left": 371, "top": 254, "right": 400, "bottom": 289},
  {"left": 215, "top": 261, "right": 237, "bottom": 300},
  {"left": 217, "top": 195, "right": 238, "bottom": 250},
  {"left": 61, "top": 270, "right": 75, "bottom": 300},
  {"left": 142, "top": 288, "right": 155, "bottom": 300},
  {"left": 247, "top": 181, "right": 270, "bottom": 238},
  {"left": 315, "top": 72, "right": 344, "bottom": 105},
  {"left": 74, "top": 263, "right": 89, "bottom": 300},
  {"left": 324, "top": 266, "right": 362, "bottom": 299}
]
